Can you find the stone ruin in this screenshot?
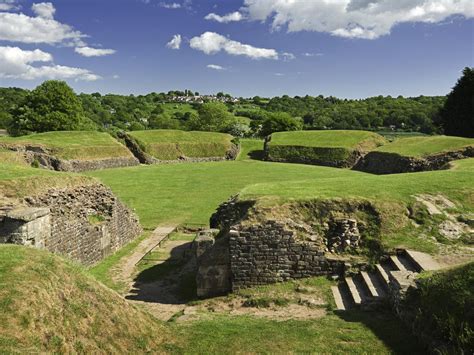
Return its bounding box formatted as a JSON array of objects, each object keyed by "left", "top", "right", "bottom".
[
  {"left": 326, "top": 218, "right": 361, "bottom": 253},
  {"left": 0, "top": 183, "right": 142, "bottom": 265}
]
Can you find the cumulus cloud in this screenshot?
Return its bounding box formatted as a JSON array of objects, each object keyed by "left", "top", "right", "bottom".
[
  {"left": 31, "top": 2, "right": 55, "bottom": 19},
  {"left": 282, "top": 52, "right": 295, "bottom": 61},
  {"left": 207, "top": 64, "right": 226, "bottom": 70},
  {"left": 242, "top": 0, "right": 474, "bottom": 39},
  {"left": 166, "top": 34, "right": 182, "bottom": 49},
  {"left": 0, "top": 46, "right": 100, "bottom": 81},
  {"left": 0, "top": 0, "right": 19, "bottom": 11},
  {"left": 190, "top": 32, "right": 278, "bottom": 60},
  {"left": 0, "top": 2, "right": 85, "bottom": 44},
  {"left": 75, "top": 46, "right": 116, "bottom": 57},
  {"left": 205, "top": 11, "right": 244, "bottom": 23}
]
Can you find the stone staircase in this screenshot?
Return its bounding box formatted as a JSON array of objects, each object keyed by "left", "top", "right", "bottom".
[{"left": 331, "top": 249, "right": 441, "bottom": 311}]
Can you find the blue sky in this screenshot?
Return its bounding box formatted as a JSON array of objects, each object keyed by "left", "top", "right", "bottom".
[{"left": 0, "top": 0, "right": 472, "bottom": 98}]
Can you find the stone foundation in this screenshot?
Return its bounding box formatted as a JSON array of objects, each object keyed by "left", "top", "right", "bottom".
[{"left": 0, "top": 183, "right": 142, "bottom": 265}]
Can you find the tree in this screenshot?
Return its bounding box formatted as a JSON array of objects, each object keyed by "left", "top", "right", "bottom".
[
  {"left": 260, "top": 112, "right": 303, "bottom": 137},
  {"left": 188, "top": 102, "right": 234, "bottom": 132},
  {"left": 440, "top": 67, "right": 474, "bottom": 137},
  {"left": 8, "top": 80, "right": 92, "bottom": 135}
]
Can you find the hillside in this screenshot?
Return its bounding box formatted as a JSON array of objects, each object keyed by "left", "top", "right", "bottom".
[
  {"left": 265, "top": 130, "right": 386, "bottom": 168},
  {"left": 375, "top": 135, "right": 474, "bottom": 157},
  {"left": 0, "top": 131, "right": 133, "bottom": 161},
  {"left": 0, "top": 245, "right": 170, "bottom": 353},
  {"left": 128, "top": 129, "right": 238, "bottom": 161}
]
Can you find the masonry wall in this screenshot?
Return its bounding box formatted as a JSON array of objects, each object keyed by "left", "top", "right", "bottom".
[{"left": 0, "top": 183, "right": 142, "bottom": 266}]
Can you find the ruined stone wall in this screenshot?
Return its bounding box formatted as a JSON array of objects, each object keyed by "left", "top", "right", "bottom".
[
  {"left": 0, "top": 144, "right": 140, "bottom": 172},
  {"left": 0, "top": 183, "right": 142, "bottom": 265},
  {"left": 229, "top": 222, "right": 344, "bottom": 290},
  {"left": 354, "top": 146, "right": 474, "bottom": 174}
]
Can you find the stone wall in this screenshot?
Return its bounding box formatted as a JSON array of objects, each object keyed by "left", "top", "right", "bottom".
[
  {"left": 0, "top": 183, "right": 142, "bottom": 265},
  {"left": 0, "top": 144, "right": 140, "bottom": 172},
  {"left": 354, "top": 146, "right": 474, "bottom": 174}
]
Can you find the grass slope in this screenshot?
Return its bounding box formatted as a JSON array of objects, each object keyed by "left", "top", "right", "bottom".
[
  {"left": 267, "top": 130, "right": 386, "bottom": 166},
  {"left": 269, "top": 130, "right": 386, "bottom": 150},
  {"left": 375, "top": 135, "right": 474, "bottom": 157},
  {"left": 0, "top": 245, "right": 171, "bottom": 353},
  {"left": 129, "top": 129, "right": 235, "bottom": 160},
  {"left": 0, "top": 131, "right": 133, "bottom": 161}
]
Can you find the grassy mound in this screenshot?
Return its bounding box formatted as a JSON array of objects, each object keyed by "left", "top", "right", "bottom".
[
  {"left": 128, "top": 130, "right": 236, "bottom": 160},
  {"left": 375, "top": 135, "right": 474, "bottom": 157},
  {"left": 0, "top": 245, "right": 170, "bottom": 353},
  {"left": 265, "top": 130, "right": 386, "bottom": 167},
  {"left": 406, "top": 262, "right": 474, "bottom": 353},
  {"left": 0, "top": 131, "right": 133, "bottom": 161},
  {"left": 0, "top": 149, "right": 28, "bottom": 166}
]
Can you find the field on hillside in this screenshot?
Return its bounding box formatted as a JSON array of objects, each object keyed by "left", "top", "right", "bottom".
[
  {"left": 269, "top": 130, "right": 386, "bottom": 150},
  {"left": 128, "top": 130, "right": 235, "bottom": 160},
  {"left": 375, "top": 135, "right": 474, "bottom": 157},
  {"left": 0, "top": 131, "right": 132, "bottom": 160}
]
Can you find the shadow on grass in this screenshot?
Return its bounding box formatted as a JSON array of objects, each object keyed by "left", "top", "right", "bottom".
[
  {"left": 126, "top": 241, "right": 197, "bottom": 305},
  {"left": 335, "top": 309, "right": 426, "bottom": 354},
  {"left": 247, "top": 150, "right": 265, "bottom": 161}
]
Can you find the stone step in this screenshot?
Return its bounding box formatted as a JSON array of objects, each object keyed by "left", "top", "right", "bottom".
[
  {"left": 361, "top": 271, "right": 382, "bottom": 298},
  {"left": 404, "top": 249, "right": 441, "bottom": 272},
  {"left": 390, "top": 255, "right": 407, "bottom": 271},
  {"left": 375, "top": 264, "right": 390, "bottom": 288},
  {"left": 331, "top": 286, "right": 346, "bottom": 311},
  {"left": 345, "top": 277, "right": 362, "bottom": 305}
]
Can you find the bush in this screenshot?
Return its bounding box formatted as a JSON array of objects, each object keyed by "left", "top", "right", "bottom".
[{"left": 260, "top": 112, "right": 303, "bottom": 137}]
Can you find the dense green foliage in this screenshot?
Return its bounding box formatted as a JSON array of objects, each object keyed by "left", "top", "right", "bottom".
[
  {"left": 128, "top": 130, "right": 234, "bottom": 160},
  {"left": 406, "top": 263, "right": 474, "bottom": 353},
  {"left": 7, "top": 81, "right": 95, "bottom": 136},
  {"left": 188, "top": 102, "right": 235, "bottom": 132},
  {"left": 375, "top": 135, "right": 474, "bottom": 157},
  {"left": 0, "top": 131, "right": 132, "bottom": 160},
  {"left": 441, "top": 67, "right": 474, "bottom": 138}
]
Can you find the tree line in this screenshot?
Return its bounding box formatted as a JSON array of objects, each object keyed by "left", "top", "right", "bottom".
[{"left": 0, "top": 67, "right": 472, "bottom": 138}]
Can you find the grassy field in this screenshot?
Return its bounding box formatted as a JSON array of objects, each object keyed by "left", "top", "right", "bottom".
[
  {"left": 162, "top": 102, "right": 197, "bottom": 117},
  {"left": 269, "top": 130, "right": 386, "bottom": 150},
  {"left": 0, "top": 131, "right": 133, "bottom": 160},
  {"left": 128, "top": 129, "right": 235, "bottom": 160},
  {"left": 88, "top": 156, "right": 364, "bottom": 228},
  {"left": 375, "top": 135, "right": 474, "bottom": 157}
]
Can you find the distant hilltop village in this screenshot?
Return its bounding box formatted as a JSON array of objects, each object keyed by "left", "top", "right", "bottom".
[{"left": 167, "top": 91, "right": 240, "bottom": 104}]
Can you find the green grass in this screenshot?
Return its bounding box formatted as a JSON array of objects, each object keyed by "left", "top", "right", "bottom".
[
  {"left": 88, "top": 156, "right": 364, "bottom": 228},
  {"left": 162, "top": 103, "right": 197, "bottom": 117},
  {"left": 269, "top": 130, "right": 386, "bottom": 150},
  {"left": 0, "top": 131, "right": 132, "bottom": 160},
  {"left": 375, "top": 135, "right": 474, "bottom": 157},
  {"left": 236, "top": 138, "right": 265, "bottom": 160},
  {"left": 128, "top": 129, "right": 235, "bottom": 160},
  {"left": 170, "top": 312, "right": 423, "bottom": 354}
]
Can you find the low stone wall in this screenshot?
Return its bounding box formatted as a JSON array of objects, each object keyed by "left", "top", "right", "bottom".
[
  {"left": 354, "top": 146, "right": 474, "bottom": 174},
  {"left": 0, "top": 183, "right": 142, "bottom": 265},
  {"left": 0, "top": 144, "right": 140, "bottom": 172}
]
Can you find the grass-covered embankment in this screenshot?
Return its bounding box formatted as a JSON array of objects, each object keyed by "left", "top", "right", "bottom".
[
  {"left": 265, "top": 130, "right": 386, "bottom": 167},
  {"left": 128, "top": 129, "right": 236, "bottom": 161},
  {"left": 405, "top": 262, "right": 474, "bottom": 353},
  {"left": 0, "top": 245, "right": 172, "bottom": 353},
  {"left": 375, "top": 135, "right": 474, "bottom": 158},
  {"left": 0, "top": 131, "right": 133, "bottom": 161}
]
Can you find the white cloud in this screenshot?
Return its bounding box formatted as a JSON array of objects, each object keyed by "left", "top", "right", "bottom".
[
  {"left": 75, "top": 46, "right": 116, "bottom": 57},
  {"left": 282, "top": 52, "right": 295, "bottom": 61},
  {"left": 242, "top": 0, "right": 474, "bottom": 39},
  {"left": 112, "top": 74, "right": 120, "bottom": 79},
  {"left": 159, "top": 2, "right": 181, "bottom": 9},
  {"left": 274, "top": 72, "right": 284, "bottom": 76},
  {"left": 205, "top": 11, "right": 244, "bottom": 23},
  {"left": 0, "top": 3, "right": 85, "bottom": 44},
  {"left": 190, "top": 32, "right": 278, "bottom": 60},
  {"left": 303, "top": 52, "right": 323, "bottom": 57},
  {"left": 207, "top": 64, "right": 226, "bottom": 71},
  {"left": 0, "top": 46, "right": 100, "bottom": 81},
  {"left": 166, "top": 34, "right": 182, "bottom": 49},
  {"left": 0, "top": 0, "right": 19, "bottom": 11},
  {"left": 31, "top": 2, "right": 55, "bottom": 19}
]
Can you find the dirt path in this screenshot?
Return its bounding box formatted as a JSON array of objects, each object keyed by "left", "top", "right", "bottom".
[{"left": 113, "top": 225, "right": 177, "bottom": 289}]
